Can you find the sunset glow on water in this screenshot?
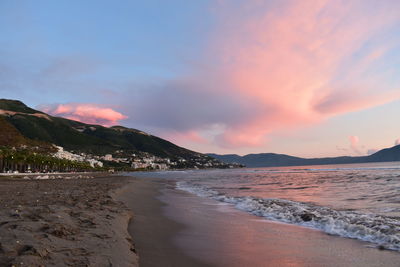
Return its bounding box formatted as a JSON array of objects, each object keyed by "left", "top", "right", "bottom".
[{"left": 135, "top": 162, "right": 400, "bottom": 250}]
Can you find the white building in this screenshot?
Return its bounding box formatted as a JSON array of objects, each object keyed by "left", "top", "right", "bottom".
[
  {"left": 54, "top": 146, "right": 103, "bottom": 168},
  {"left": 103, "top": 154, "right": 113, "bottom": 161},
  {"left": 87, "top": 159, "right": 103, "bottom": 168},
  {"left": 54, "top": 146, "right": 84, "bottom": 162}
]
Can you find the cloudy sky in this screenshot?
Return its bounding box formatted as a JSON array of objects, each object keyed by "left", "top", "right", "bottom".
[{"left": 1, "top": 0, "right": 400, "bottom": 157}]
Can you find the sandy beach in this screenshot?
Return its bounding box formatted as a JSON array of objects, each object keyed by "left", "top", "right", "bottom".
[{"left": 0, "top": 174, "right": 138, "bottom": 267}]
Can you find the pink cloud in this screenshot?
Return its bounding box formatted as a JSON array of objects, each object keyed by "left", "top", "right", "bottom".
[
  {"left": 348, "top": 136, "right": 365, "bottom": 155},
  {"left": 39, "top": 103, "right": 128, "bottom": 127},
  {"left": 349, "top": 135, "right": 359, "bottom": 150},
  {"left": 395, "top": 139, "right": 400, "bottom": 146},
  {"left": 199, "top": 0, "right": 400, "bottom": 148}
]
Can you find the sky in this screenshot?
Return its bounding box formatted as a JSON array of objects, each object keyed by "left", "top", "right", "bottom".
[{"left": 1, "top": 0, "right": 400, "bottom": 157}]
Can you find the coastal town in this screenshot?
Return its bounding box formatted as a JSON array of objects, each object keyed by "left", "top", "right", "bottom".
[
  {"left": 53, "top": 146, "right": 239, "bottom": 171},
  {"left": 0, "top": 144, "right": 241, "bottom": 174},
  {"left": 0, "top": 98, "right": 243, "bottom": 174}
]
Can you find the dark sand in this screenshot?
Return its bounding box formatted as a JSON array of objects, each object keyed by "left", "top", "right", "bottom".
[
  {"left": 0, "top": 174, "right": 138, "bottom": 267},
  {"left": 118, "top": 177, "right": 211, "bottom": 267},
  {"left": 120, "top": 177, "right": 400, "bottom": 267}
]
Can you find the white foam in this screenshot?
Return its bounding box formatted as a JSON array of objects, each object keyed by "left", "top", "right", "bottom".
[{"left": 176, "top": 181, "right": 400, "bottom": 251}]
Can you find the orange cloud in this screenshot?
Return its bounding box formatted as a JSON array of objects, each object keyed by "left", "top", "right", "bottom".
[{"left": 40, "top": 103, "right": 127, "bottom": 127}]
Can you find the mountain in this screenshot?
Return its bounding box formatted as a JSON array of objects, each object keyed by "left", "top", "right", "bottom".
[
  {"left": 4, "top": 98, "right": 397, "bottom": 170},
  {"left": 366, "top": 145, "right": 400, "bottom": 162},
  {"left": 0, "top": 115, "right": 29, "bottom": 147},
  {"left": 0, "top": 99, "right": 222, "bottom": 167},
  {"left": 0, "top": 113, "right": 55, "bottom": 153},
  {"left": 208, "top": 145, "right": 400, "bottom": 167}
]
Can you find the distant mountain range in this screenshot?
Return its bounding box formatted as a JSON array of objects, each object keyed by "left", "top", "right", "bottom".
[
  {"left": 3, "top": 99, "right": 398, "bottom": 169},
  {"left": 208, "top": 145, "right": 400, "bottom": 167},
  {"left": 0, "top": 99, "right": 223, "bottom": 167}
]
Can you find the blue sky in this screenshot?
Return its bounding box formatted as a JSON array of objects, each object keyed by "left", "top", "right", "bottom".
[
  {"left": 0, "top": 0, "right": 213, "bottom": 102},
  {"left": 1, "top": 0, "right": 400, "bottom": 157}
]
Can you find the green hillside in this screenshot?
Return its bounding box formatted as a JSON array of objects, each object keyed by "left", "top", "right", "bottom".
[
  {"left": 0, "top": 99, "right": 42, "bottom": 114},
  {"left": 0, "top": 99, "right": 209, "bottom": 162},
  {"left": 0, "top": 116, "right": 29, "bottom": 147}
]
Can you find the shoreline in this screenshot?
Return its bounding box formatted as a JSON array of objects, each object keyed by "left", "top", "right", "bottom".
[
  {"left": 2, "top": 172, "right": 400, "bottom": 266},
  {"left": 117, "top": 177, "right": 210, "bottom": 267},
  {"left": 0, "top": 174, "right": 138, "bottom": 266},
  {"left": 122, "top": 175, "right": 400, "bottom": 267}
]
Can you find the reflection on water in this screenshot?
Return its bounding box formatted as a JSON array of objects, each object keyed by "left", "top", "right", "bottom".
[
  {"left": 159, "top": 185, "right": 400, "bottom": 267},
  {"left": 133, "top": 162, "right": 400, "bottom": 250},
  {"left": 136, "top": 162, "right": 400, "bottom": 217}
]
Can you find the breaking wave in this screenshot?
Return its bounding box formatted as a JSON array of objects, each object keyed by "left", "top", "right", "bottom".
[{"left": 176, "top": 181, "right": 400, "bottom": 251}]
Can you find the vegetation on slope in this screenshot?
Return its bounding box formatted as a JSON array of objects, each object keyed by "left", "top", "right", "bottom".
[
  {"left": 0, "top": 99, "right": 228, "bottom": 172},
  {"left": 0, "top": 148, "right": 95, "bottom": 173},
  {"left": 0, "top": 99, "right": 41, "bottom": 114},
  {"left": 0, "top": 99, "right": 201, "bottom": 159}
]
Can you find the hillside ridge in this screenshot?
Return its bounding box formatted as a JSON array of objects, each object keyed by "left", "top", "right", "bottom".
[
  {"left": 0, "top": 99, "right": 232, "bottom": 170},
  {"left": 208, "top": 145, "right": 400, "bottom": 167}
]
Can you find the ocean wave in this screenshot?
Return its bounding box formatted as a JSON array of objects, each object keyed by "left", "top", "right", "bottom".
[{"left": 176, "top": 181, "right": 400, "bottom": 251}]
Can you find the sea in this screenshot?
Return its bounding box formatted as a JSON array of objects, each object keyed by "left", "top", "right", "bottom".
[{"left": 133, "top": 161, "right": 400, "bottom": 251}]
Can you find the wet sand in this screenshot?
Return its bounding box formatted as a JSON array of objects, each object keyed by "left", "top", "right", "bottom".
[
  {"left": 121, "top": 177, "right": 400, "bottom": 267},
  {"left": 117, "top": 177, "right": 211, "bottom": 267},
  {"left": 0, "top": 174, "right": 138, "bottom": 267}
]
